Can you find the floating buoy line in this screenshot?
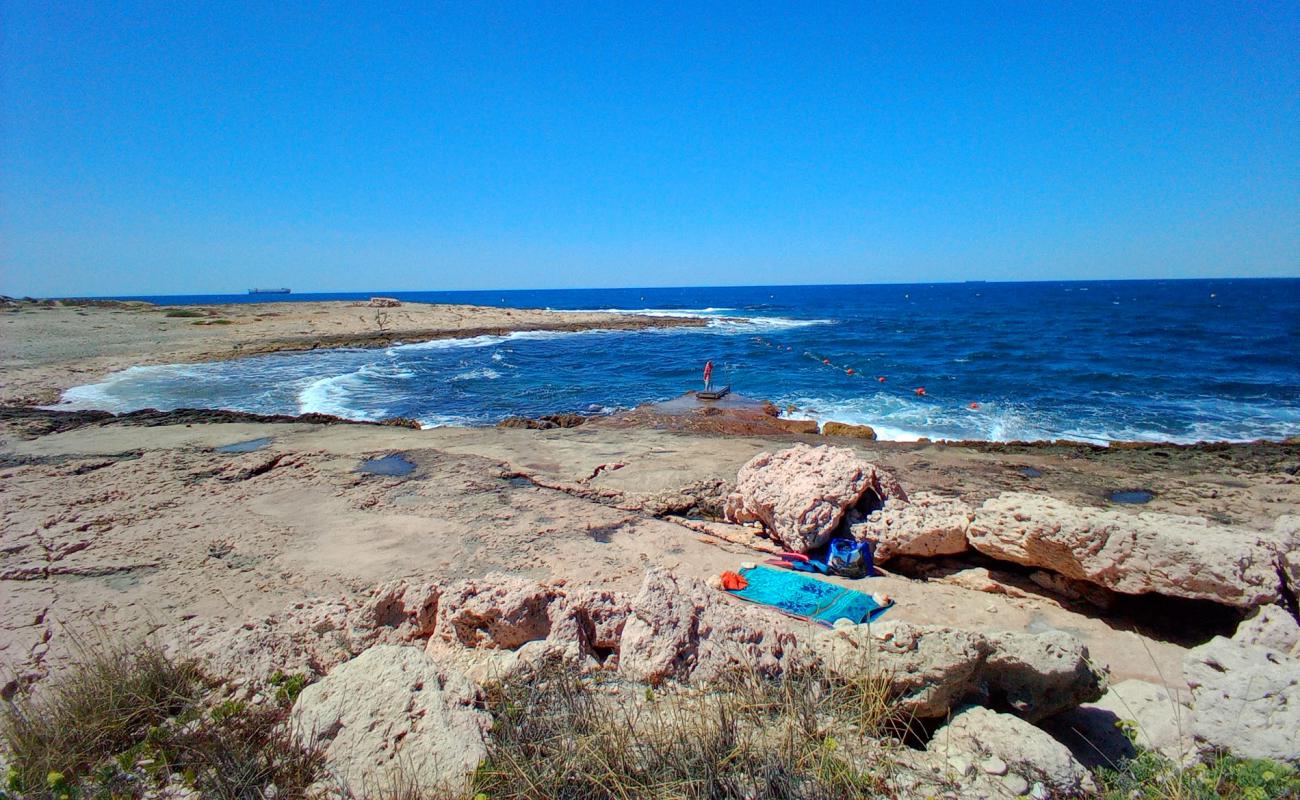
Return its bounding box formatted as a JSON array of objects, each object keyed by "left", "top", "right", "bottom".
[{"left": 739, "top": 334, "right": 987, "bottom": 412}]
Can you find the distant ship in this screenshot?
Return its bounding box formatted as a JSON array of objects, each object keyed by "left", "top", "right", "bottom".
[{"left": 248, "top": 288, "right": 291, "bottom": 295}]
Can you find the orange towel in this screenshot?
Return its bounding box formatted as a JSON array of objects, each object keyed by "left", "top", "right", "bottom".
[{"left": 720, "top": 570, "right": 749, "bottom": 591}]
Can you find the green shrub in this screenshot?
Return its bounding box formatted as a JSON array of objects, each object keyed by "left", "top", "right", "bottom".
[
  {"left": 164, "top": 309, "right": 205, "bottom": 318},
  {"left": 1097, "top": 747, "right": 1300, "bottom": 799}
]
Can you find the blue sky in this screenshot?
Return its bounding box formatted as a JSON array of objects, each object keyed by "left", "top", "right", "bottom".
[{"left": 2, "top": 2, "right": 1297, "bottom": 296}]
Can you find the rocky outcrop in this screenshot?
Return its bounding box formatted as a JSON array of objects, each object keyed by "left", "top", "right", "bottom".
[
  {"left": 496, "top": 413, "right": 589, "bottom": 430},
  {"left": 618, "top": 568, "right": 806, "bottom": 684},
  {"left": 1232, "top": 604, "right": 1300, "bottom": 658},
  {"left": 929, "top": 706, "right": 1096, "bottom": 797},
  {"left": 1274, "top": 515, "right": 1300, "bottom": 598},
  {"left": 1043, "top": 679, "right": 1193, "bottom": 767},
  {"left": 821, "top": 421, "right": 877, "bottom": 440},
  {"left": 291, "top": 645, "right": 490, "bottom": 796},
  {"left": 724, "top": 444, "right": 907, "bottom": 553},
  {"left": 968, "top": 492, "right": 1281, "bottom": 607},
  {"left": 1184, "top": 609, "right": 1300, "bottom": 761},
  {"left": 636, "top": 478, "right": 733, "bottom": 518},
  {"left": 430, "top": 573, "right": 560, "bottom": 650},
  {"left": 849, "top": 491, "right": 971, "bottom": 562},
  {"left": 178, "top": 580, "right": 440, "bottom": 684},
  {"left": 425, "top": 574, "right": 631, "bottom": 670},
  {"left": 818, "top": 621, "right": 1103, "bottom": 722}
]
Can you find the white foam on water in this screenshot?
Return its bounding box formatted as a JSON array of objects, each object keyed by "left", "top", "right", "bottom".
[
  {"left": 546, "top": 307, "right": 734, "bottom": 317},
  {"left": 781, "top": 394, "right": 1062, "bottom": 443},
  {"left": 708, "top": 316, "right": 834, "bottom": 332},
  {"left": 451, "top": 367, "right": 501, "bottom": 382},
  {"left": 56, "top": 364, "right": 206, "bottom": 413},
  {"left": 297, "top": 370, "right": 381, "bottom": 420}
]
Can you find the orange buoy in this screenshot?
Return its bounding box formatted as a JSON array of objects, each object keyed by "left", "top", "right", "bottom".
[
  {"left": 822, "top": 358, "right": 831, "bottom": 365},
  {"left": 914, "top": 387, "right": 926, "bottom": 396},
  {"left": 877, "top": 376, "right": 886, "bottom": 383},
  {"left": 845, "top": 368, "right": 855, "bottom": 375},
  {"left": 968, "top": 402, "right": 980, "bottom": 410}
]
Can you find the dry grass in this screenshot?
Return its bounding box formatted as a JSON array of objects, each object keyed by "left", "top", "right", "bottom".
[
  {"left": 1, "top": 637, "right": 322, "bottom": 800},
  {"left": 2, "top": 637, "right": 202, "bottom": 794},
  {"left": 465, "top": 654, "right": 911, "bottom": 800}
]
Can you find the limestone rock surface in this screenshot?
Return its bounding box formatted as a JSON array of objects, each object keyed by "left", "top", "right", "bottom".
[
  {"left": 968, "top": 492, "right": 1281, "bottom": 607},
  {"left": 1044, "top": 680, "right": 1193, "bottom": 767},
  {"left": 818, "top": 621, "right": 1102, "bottom": 722},
  {"left": 929, "top": 706, "right": 1095, "bottom": 796},
  {"left": 850, "top": 491, "right": 971, "bottom": 562},
  {"left": 724, "top": 444, "right": 907, "bottom": 553},
  {"left": 178, "top": 580, "right": 440, "bottom": 684},
  {"left": 291, "top": 645, "right": 490, "bottom": 795},
  {"left": 617, "top": 568, "right": 805, "bottom": 684},
  {"left": 1184, "top": 613, "right": 1300, "bottom": 762},
  {"left": 430, "top": 572, "right": 560, "bottom": 650}
]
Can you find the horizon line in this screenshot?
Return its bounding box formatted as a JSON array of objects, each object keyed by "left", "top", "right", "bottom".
[{"left": 21, "top": 273, "right": 1300, "bottom": 301}]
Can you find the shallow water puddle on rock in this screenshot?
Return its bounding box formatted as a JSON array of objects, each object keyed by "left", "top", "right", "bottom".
[
  {"left": 357, "top": 453, "right": 416, "bottom": 477},
  {"left": 214, "top": 437, "right": 273, "bottom": 453},
  {"left": 1019, "top": 466, "right": 1043, "bottom": 478},
  {"left": 1108, "top": 489, "right": 1154, "bottom": 504}
]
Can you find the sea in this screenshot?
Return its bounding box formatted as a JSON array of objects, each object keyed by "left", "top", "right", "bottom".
[{"left": 58, "top": 279, "right": 1300, "bottom": 444}]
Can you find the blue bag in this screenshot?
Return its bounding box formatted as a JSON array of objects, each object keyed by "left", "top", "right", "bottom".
[{"left": 827, "top": 538, "right": 874, "bottom": 578}]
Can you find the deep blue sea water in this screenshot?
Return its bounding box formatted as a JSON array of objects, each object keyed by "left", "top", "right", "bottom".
[{"left": 59, "top": 280, "right": 1300, "bottom": 443}]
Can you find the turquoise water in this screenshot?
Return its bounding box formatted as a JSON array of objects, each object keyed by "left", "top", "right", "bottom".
[{"left": 59, "top": 279, "right": 1300, "bottom": 443}]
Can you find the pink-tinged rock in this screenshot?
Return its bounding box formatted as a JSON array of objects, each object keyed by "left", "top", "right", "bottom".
[
  {"left": 430, "top": 573, "right": 561, "bottom": 650},
  {"left": 549, "top": 586, "right": 632, "bottom": 655},
  {"left": 968, "top": 492, "right": 1281, "bottom": 607},
  {"left": 850, "top": 491, "right": 972, "bottom": 562},
  {"left": 724, "top": 444, "right": 907, "bottom": 553},
  {"left": 426, "top": 574, "right": 632, "bottom": 669},
  {"left": 177, "top": 580, "right": 442, "bottom": 685},
  {"left": 291, "top": 645, "right": 489, "bottom": 796},
  {"left": 618, "top": 568, "right": 806, "bottom": 684}
]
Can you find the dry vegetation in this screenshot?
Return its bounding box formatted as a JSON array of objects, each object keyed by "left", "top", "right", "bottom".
[{"left": 2, "top": 641, "right": 1296, "bottom": 800}]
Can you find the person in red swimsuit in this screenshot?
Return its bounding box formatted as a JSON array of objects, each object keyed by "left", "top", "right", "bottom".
[{"left": 702, "top": 360, "right": 714, "bottom": 391}]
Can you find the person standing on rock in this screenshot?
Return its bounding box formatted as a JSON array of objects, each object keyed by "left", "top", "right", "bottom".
[{"left": 703, "top": 360, "right": 714, "bottom": 392}]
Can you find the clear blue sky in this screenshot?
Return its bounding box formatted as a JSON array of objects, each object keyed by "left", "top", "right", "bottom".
[{"left": 2, "top": 2, "right": 1297, "bottom": 296}]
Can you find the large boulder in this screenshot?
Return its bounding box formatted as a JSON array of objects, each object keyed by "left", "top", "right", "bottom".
[
  {"left": 1184, "top": 611, "right": 1300, "bottom": 762},
  {"left": 617, "top": 568, "right": 806, "bottom": 684},
  {"left": 818, "top": 621, "right": 1103, "bottom": 722},
  {"left": 291, "top": 645, "right": 490, "bottom": 795},
  {"left": 1042, "top": 679, "right": 1194, "bottom": 767},
  {"left": 929, "top": 706, "right": 1096, "bottom": 796},
  {"left": 849, "top": 491, "right": 972, "bottom": 562},
  {"left": 968, "top": 493, "right": 1281, "bottom": 607},
  {"left": 724, "top": 444, "right": 907, "bottom": 553}
]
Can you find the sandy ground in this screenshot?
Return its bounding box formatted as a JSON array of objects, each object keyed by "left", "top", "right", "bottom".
[
  {"left": 0, "top": 299, "right": 703, "bottom": 405},
  {"left": 1, "top": 298, "right": 1297, "bottom": 703}
]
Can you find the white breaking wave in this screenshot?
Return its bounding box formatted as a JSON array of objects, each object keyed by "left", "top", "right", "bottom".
[
  {"left": 451, "top": 367, "right": 501, "bottom": 381},
  {"left": 707, "top": 316, "right": 833, "bottom": 332},
  {"left": 56, "top": 364, "right": 202, "bottom": 413},
  {"left": 546, "top": 307, "right": 734, "bottom": 317}
]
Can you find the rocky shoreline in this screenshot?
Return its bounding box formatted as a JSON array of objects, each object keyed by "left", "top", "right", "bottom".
[{"left": 2, "top": 299, "right": 1298, "bottom": 795}]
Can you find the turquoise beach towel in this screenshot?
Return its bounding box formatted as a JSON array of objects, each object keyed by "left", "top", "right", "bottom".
[{"left": 724, "top": 565, "right": 892, "bottom": 627}]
